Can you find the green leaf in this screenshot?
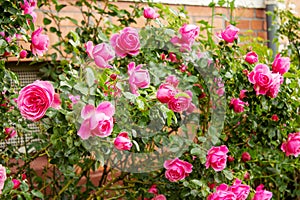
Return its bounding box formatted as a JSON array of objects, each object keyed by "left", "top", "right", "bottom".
[
  {"left": 31, "top": 189, "right": 44, "bottom": 199},
  {"left": 222, "top": 169, "right": 233, "bottom": 180},
  {"left": 55, "top": 4, "right": 66, "bottom": 12},
  {"left": 85, "top": 67, "right": 95, "bottom": 88},
  {"left": 43, "top": 18, "right": 52, "bottom": 25},
  {"left": 190, "top": 147, "right": 201, "bottom": 156}
]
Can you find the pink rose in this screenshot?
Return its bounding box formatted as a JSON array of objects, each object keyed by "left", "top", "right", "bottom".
[
  {"left": 281, "top": 132, "right": 300, "bottom": 157},
  {"left": 164, "top": 157, "right": 193, "bottom": 182},
  {"left": 92, "top": 43, "right": 115, "bottom": 68},
  {"left": 241, "top": 152, "right": 251, "bottom": 162},
  {"left": 229, "top": 179, "right": 250, "bottom": 200},
  {"left": 252, "top": 184, "right": 272, "bottom": 200},
  {"left": 17, "top": 80, "right": 54, "bottom": 121},
  {"left": 110, "top": 27, "right": 140, "bottom": 57},
  {"left": 221, "top": 24, "right": 239, "bottom": 43},
  {"left": 230, "top": 98, "right": 247, "bottom": 113},
  {"left": 85, "top": 41, "right": 94, "bottom": 59},
  {"left": 165, "top": 75, "right": 179, "bottom": 88},
  {"left": 143, "top": 7, "right": 160, "bottom": 19},
  {"left": 31, "top": 27, "right": 49, "bottom": 56},
  {"left": 12, "top": 179, "right": 21, "bottom": 189},
  {"left": 271, "top": 114, "right": 279, "bottom": 121},
  {"left": 77, "top": 101, "right": 115, "bottom": 139},
  {"left": 167, "top": 92, "right": 192, "bottom": 113},
  {"left": 0, "top": 165, "right": 7, "bottom": 194},
  {"left": 152, "top": 194, "right": 167, "bottom": 200},
  {"left": 239, "top": 90, "right": 247, "bottom": 100},
  {"left": 68, "top": 95, "right": 80, "bottom": 104},
  {"left": 171, "top": 24, "right": 199, "bottom": 51},
  {"left": 248, "top": 64, "right": 273, "bottom": 95},
  {"left": 128, "top": 62, "right": 150, "bottom": 96},
  {"left": 4, "top": 127, "right": 17, "bottom": 139},
  {"left": 20, "top": 0, "right": 36, "bottom": 9},
  {"left": 245, "top": 51, "right": 258, "bottom": 64},
  {"left": 19, "top": 50, "right": 28, "bottom": 59},
  {"left": 272, "top": 54, "right": 290, "bottom": 75},
  {"left": 243, "top": 171, "right": 250, "bottom": 180},
  {"left": 208, "top": 184, "right": 237, "bottom": 200},
  {"left": 24, "top": 6, "right": 37, "bottom": 23},
  {"left": 266, "top": 72, "right": 283, "bottom": 98},
  {"left": 148, "top": 184, "right": 158, "bottom": 195},
  {"left": 114, "top": 132, "right": 133, "bottom": 151},
  {"left": 51, "top": 93, "right": 61, "bottom": 109},
  {"left": 205, "top": 145, "right": 229, "bottom": 171},
  {"left": 156, "top": 83, "right": 177, "bottom": 104}
]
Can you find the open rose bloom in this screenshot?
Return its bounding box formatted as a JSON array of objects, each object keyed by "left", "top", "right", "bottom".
[
  {"left": 0, "top": 165, "right": 6, "bottom": 194},
  {"left": 31, "top": 27, "right": 49, "bottom": 56},
  {"left": 77, "top": 101, "right": 115, "bottom": 140},
  {"left": 205, "top": 145, "right": 228, "bottom": 171},
  {"left": 281, "top": 132, "right": 300, "bottom": 157},
  {"left": 252, "top": 184, "right": 272, "bottom": 200},
  {"left": 164, "top": 157, "right": 193, "bottom": 182},
  {"left": 114, "top": 132, "right": 133, "bottom": 151}
]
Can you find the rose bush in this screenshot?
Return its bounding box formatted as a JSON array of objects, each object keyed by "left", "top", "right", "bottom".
[{"left": 0, "top": 0, "right": 299, "bottom": 199}]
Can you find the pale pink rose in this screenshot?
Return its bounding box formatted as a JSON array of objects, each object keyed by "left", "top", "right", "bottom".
[
  {"left": 164, "top": 157, "right": 193, "bottom": 182},
  {"left": 148, "top": 184, "right": 158, "bottom": 195},
  {"left": 143, "top": 7, "right": 160, "bottom": 19},
  {"left": 205, "top": 145, "right": 229, "bottom": 171},
  {"left": 4, "top": 127, "right": 17, "bottom": 139},
  {"left": 12, "top": 179, "right": 21, "bottom": 189},
  {"left": 245, "top": 51, "right": 258, "bottom": 64},
  {"left": 31, "top": 27, "right": 49, "bottom": 56},
  {"left": 85, "top": 41, "right": 94, "bottom": 59},
  {"left": 252, "top": 184, "right": 272, "bottom": 200},
  {"left": 110, "top": 27, "right": 140, "bottom": 57},
  {"left": 19, "top": 50, "right": 28, "bottom": 59},
  {"left": 68, "top": 95, "right": 80, "bottom": 104},
  {"left": 221, "top": 24, "right": 239, "bottom": 43},
  {"left": 24, "top": 6, "right": 37, "bottom": 23},
  {"left": 51, "top": 93, "right": 61, "bottom": 109},
  {"left": 165, "top": 75, "right": 179, "bottom": 88},
  {"left": 171, "top": 24, "right": 199, "bottom": 51},
  {"left": 229, "top": 179, "right": 250, "bottom": 200},
  {"left": 0, "top": 165, "right": 7, "bottom": 194},
  {"left": 266, "top": 72, "right": 283, "bottom": 98},
  {"left": 207, "top": 184, "right": 237, "bottom": 200},
  {"left": 281, "top": 132, "right": 300, "bottom": 157},
  {"left": 17, "top": 80, "right": 54, "bottom": 121},
  {"left": 77, "top": 101, "right": 115, "bottom": 140},
  {"left": 239, "top": 90, "right": 247, "bottom": 100},
  {"left": 114, "top": 132, "right": 132, "bottom": 151},
  {"left": 128, "top": 62, "right": 150, "bottom": 96},
  {"left": 271, "top": 114, "right": 279, "bottom": 121},
  {"left": 167, "top": 92, "right": 192, "bottom": 112},
  {"left": 230, "top": 98, "right": 247, "bottom": 113},
  {"left": 156, "top": 83, "right": 177, "bottom": 104},
  {"left": 152, "top": 194, "right": 167, "bottom": 200},
  {"left": 92, "top": 43, "right": 115, "bottom": 68},
  {"left": 272, "top": 54, "right": 290, "bottom": 75},
  {"left": 241, "top": 152, "right": 251, "bottom": 162},
  {"left": 248, "top": 64, "right": 273, "bottom": 95}
]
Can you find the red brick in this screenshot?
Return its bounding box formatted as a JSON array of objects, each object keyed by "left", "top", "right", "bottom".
[
  {"left": 237, "top": 20, "right": 250, "bottom": 30},
  {"left": 251, "top": 20, "right": 264, "bottom": 30},
  {"left": 185, "top": 6, "right": 213, "bottom": 17},
  {"left": 255, "top": 9, "right": 265, "bottom": 19},
  {"left": 257, "top": 31, "right": 267, "bottom": 40},
  {"left": 234, "top": 8, "right": 255, "bottom": 18}
]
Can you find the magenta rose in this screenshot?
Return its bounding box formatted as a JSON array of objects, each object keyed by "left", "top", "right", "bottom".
[
  {"left": 171, "top": 24, "right": 199, "bottom": 51},
  {"left": 152, "top": 194, "right": 167, "bottom": 200},
  {"left": 245, "top": 51, "right": 258, "bottom": 64},
  {"left": 167, "top": 92, "right": 193, "bottom": 112},
  {"left": 114, "top": 132, "right": 133, "bottom": 151},
  {"left": 148, "top": 184, "right": 158, "bottom": 195},
  {"left": 77, "top": 101, "right": 115, "bottom": 140},
  {"left": 230, "top": 98, "right": 247, "bottom": 113},
  {"left": 241, "top": 152, "right": 251, "bottom": 162},
  {"left": 143, "top": 6, "right": 159, "bottom": 19},
  {"left": 19, "top": 50, "right": 28, "bottom": 59},
  {"left": 266, "top": 72, "right": 283, "bottom": 98},
  {"left": 128, "top": 62, "right": 150, "bottom": 96},
  {"left": 281, "top": 132, "right": 300, "bottom": 157},
  {"left": 272, "top": 53, "right": 290, "bottom": 75},
  {"left": 208, "top": 184, "right": 237, "bottom": 200},
  {"left": 164, "top": 157, "right": 193, "bottom": 182},
  {"left": 239, "top": 90, "right": 247, "bottom": 100},
  {"left": 12, "top": 179, "right": 21, "bottom": 189},
  {"left": 110, "top": 27, "right": 140, "bottom": 57},
  {"left": 248, "top": 64, "right": 273, "bottom": 95},
  {"left": 156, "top": 83, "right": 177, "bottom": 104},
  {"left": 4, "top": 127, "right": 17, "bottom": 139},
  {"left": 165, "top": 75, "right": 179, "bottom": 88},
  {"left": 17, "top": 80, "right": 55, "bottom": 121},
  {"left": 85, "top": 41, "right": 94, "bottom": 59},
  {"left": 92, "top": 43, "right": 115, "bottom": 68},
  {"left": 221, "top": 24, "right": 239, "bottom": 43},
  {"left": 229, "top": 179, "right": 250, "bottom": 200},
  {"left": 31, "top": 27, "right": 49, "bottom": 56},
  {"left": 0, "top": 165, "right": 7, "bottom": 194},
  {"left": 271, "top": 114, "right": 279, "bottom": 121},
  {"left": 205, "top": 145, "right": 229, "bottom": 171},
  {"left": 252, "top": 184, "right": 272, "bottom": 200}
]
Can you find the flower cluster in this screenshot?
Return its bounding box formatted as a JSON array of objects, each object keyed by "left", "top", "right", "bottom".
[{"left": 20, "top": 0, "right": 37, "bottom": 23}]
